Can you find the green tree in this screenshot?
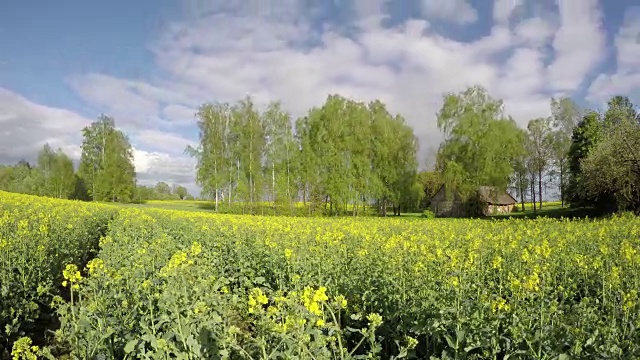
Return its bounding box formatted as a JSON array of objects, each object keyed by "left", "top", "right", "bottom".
[
  {"left": 234, "top": 96, "right": 265, "bottom": 213},
  {"left": 78, "top": 115, "right": 136, "bottom": 202},
  {"left": 187, "top": 103, "right": 232, "bottom": 211},
  {"left": 35, "top": 144, "right": 76, "bottom": 199},
  {"left": 582, "top": 118, "right": 640, "bottom": 213},
  {"left": 527, "top": 117, "right": 554, "bottom": 210},
  {"left": 550, "top": 97, "right": 581, "bottom": 207},
  {"left": 172, "top": 184, "right": 189, "bottom": 200},
  {"left": 0, "top": 161, "right": 39, "bottom": 195},
  {"left": 263, "top": 101, "right": 296, "bottom": 210},
  {"left": 154, "top": 182, "right": 172, "bottom": 199},
  {"left": 604, "top": 96, "right": 639, "bottom": 129},
  {"left": 417, "top": 170, "right": 443, "bottom": 209},
  {"left": 436, "top": 86, "right": 525, "bottom": 213},
  {"left": 567, "top": 111, "right": 604, "bottom": 206}
]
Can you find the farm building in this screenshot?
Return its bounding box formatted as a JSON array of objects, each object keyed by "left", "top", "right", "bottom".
[{"left": 430, "top": 185, "right": 517, "bottom": 217}]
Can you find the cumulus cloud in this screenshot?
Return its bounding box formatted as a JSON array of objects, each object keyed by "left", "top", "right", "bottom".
[
  {"left": 493, "top": 0, "right": 523, "bottom": 25},
  {"left": 133, "top": 129, "right": 196, "bottom": 154},
  {"left": 587, "top": 6, "right": 640, "bottom": 106},
  {"left": 0, "top": 88, "right": 90, "bottom": 164},
  {"left": 421, "top": 0, "right": 479, "bottom": 25},
  {"left": 133, "top": 148, "right": 197, "bottom": 192},
  {"left": 546, "top": 0, "right": 606, "bottom": 95}
]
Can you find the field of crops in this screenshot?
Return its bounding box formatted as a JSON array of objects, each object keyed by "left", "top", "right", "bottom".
[{"left": 1, "top": 191, "right": 640, "bottom": 359}]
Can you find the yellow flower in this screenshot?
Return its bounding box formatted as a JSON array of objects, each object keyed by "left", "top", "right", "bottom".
[{"left": 366, "top": 313, "right": 383, "bottom": 328}]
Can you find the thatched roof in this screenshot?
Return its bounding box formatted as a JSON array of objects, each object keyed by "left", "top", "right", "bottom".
[{"left": 478, "top": 186, "right": 517, "bottom": 205}]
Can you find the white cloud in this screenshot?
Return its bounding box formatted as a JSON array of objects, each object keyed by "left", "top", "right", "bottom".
[
  {"left": 587, "top": 6, "right": 640, "bottom": 105},
  {"left": 546, "top": 0, "right": 606, "bottom": 95},
  {"left": 162, "top": 104, "right": 197, "bottom": 126},
  {"left": 513, "top": 16, "right": 556, "bottom": 49},
  {"left": 133, "top": 129, "right": 196, "bottom": 154},
  {"left": 421, "top": 0, "right": 479, "bottom": 25},
  {"left": 133, "top": 148, "right": 198, "bottom": 192},
  {"left": 493, "top": 0, "right": 523, "bottom": 25},
  {"left": 0, "top": 88, "right": 90, "bottom": 164}
]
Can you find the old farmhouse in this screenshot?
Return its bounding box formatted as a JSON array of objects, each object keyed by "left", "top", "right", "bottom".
[{"left": 430, "top": 185, "right": 517, "bottom": 217}]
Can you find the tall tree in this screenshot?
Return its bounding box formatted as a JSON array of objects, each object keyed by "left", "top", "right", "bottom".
[
  {"left": 417, "top": 170, "right": 443, "bottom": 209},
  {"left": 369, "top": 100, "right": 398, "bottom": 216},
  {"left": 262, "top": 101, "right": 296, "bottom": 210},
  {"left": 576, "top": 97, "right": 639, "bottom": 212},
  {"left": 582, "top": 117, "right": 640, "bottom": 213},
  {"left": 550, "top": 97, "right": 581, "bottom": 207},
  {"left": 78, "top": 115, "right": 136, "bottom": 202},
  {"left": 172, "top": 184, "right": 189, "bottom": 200},
  {"left": 187, "top": 103, "right": 232, "bottom": 211},
  {"left": 436, "top": 86, "right": 525, "bottom": 210},
  {"left": 567, "top": 111, "right": 604, "bottom": 206},
  {"left": 527, "top": 117, "right": 554, "bottom": 209},
  {"left": 234, "top": 96, "right": 265, "bottom": 213},
  {"left": 511, "top": 146, "right": 530, "bottom": 212},
  {"left": 36, "top": 144, "right": 76, "bottom": 199},
  {"left": 155, "top": 182, "right": 172, "bottom": 199},
  {"left": 604, "top": 96, "right": 639, "bottom": 129}
]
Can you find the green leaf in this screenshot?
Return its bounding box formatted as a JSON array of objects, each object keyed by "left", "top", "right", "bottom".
[{"left": 124, "top": 339, "right": 138, "bottom": 354}]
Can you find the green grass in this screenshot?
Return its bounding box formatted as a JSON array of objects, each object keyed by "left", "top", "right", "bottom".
[
  {"left": 491, "top": 201, "right": 605, "bottom": 220},
  {"left": 123, "top": 200, "right": 604, "bottom": 220},
  {"left": 121, "top": 200, "right": 216, "bottom": 213}
]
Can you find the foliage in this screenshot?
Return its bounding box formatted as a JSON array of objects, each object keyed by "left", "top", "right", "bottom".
[
  {"left": 34, "top": 144, "right": 77, "bottom": 199},
  {"left": 582, "top": 119, "right": 640, "bottom": 213},
  {"left": 436, "top": 86, "right": 525, "bottom": 203},
  {"left": 421, "top": 209, "right": 435, "bottom": 218},
  {"left": 0, "top": 191, "right": 115, "bottom": 355},
  {"left": 59, "top": 205, "right": 640, "bottom": 359},
  {"left": 550, "top": 98, "right": 581, "bottom": 206},
  {"left": 188, "top": 95, "right": 421, "bottom": 217},
  {"left": 0, "top": 145, "right": 85, "bottom": 201},
  {"left": 526, "top": 117, "right": 554, "bottom": 210},
  {"left": 78, "top": 114, "right": 136, "bottom": 202},
  {"left": 2, "top": 192, "right": 640, "bottom": 358},
  {"left": 567, "top": 111, "right": 604, "bottom": 206},
  {"left": 567, "top": 97, "right": 639, "bottom": 212}
]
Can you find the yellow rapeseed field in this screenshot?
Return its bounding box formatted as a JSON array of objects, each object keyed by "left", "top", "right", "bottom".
[{"left": 1, "top": 191, "right": 639, "bottom": 359}]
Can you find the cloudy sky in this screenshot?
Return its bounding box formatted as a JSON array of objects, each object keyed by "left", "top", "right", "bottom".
[{"left": 1, "top": 0, "right": 639, "bottom": 195}]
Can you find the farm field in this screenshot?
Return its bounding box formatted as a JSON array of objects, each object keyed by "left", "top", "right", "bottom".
[{"left": 1, "top": 191, "right": 640, "bottom": 359}]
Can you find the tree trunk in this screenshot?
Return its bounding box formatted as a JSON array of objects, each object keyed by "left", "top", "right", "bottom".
[
  {"left": 519, "top": 173, "right": 525, "bottom": 211},
  {"left": 538, "top": 169, "right": 543, "bottom": 209},
  {"left": 531, "top": 176, "right": 537, "bottom": 213},
  {"left": 272, "top": 161, "right": 276, "bottom": 207},
  {"left": 559, "top": 162, "right": 564, "bottom": 208},
  {"left": 353, "top": 191, "right": 358, "bottom": 216}
]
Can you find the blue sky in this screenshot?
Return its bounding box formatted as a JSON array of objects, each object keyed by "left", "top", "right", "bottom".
[{"left": 1, "top": 0, "right": 639, "bottom": 195}]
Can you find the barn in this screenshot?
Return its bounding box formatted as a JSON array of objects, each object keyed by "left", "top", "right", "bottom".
[{"left": 430, "top": 185, "right": 517, "bottom": 217}]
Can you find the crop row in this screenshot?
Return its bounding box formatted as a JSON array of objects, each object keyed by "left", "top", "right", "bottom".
[{"left": 0, "top": 191, "right": 116, "bottom": 357}]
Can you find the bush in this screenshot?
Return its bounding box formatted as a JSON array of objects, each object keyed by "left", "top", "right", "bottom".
[{"left": 422, "top": 209, "right": 435, "bottom": 218}]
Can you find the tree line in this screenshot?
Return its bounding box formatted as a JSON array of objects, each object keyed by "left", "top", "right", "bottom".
[
  {"left": 418, "top": 86, "right": 640, "bottom": 215},
  {"left": 187, "top": 95, "right": 421, "bottom": 216},
  {"left": 0, "top": 115, "right": 193, "bottom": 203},
  {"left": 1, "top": 86, "right": 638, "bottom": 216}
]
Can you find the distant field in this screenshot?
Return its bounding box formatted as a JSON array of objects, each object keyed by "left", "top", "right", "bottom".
[{"left": 125, "top": 200, "right": 579, "bottom": 220}]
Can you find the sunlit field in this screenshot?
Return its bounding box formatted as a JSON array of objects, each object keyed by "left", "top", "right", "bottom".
[{"left": 2, "top": 191, "right": 639, "bottom": 359}]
